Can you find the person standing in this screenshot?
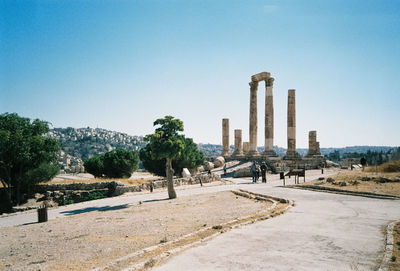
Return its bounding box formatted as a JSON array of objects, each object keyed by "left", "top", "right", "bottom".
[
  {"left": 251, "top": 161, "right": 257, "bottom": 183},
  {"left": 260, "top": 162, "right": 267, "bottom": 183},
  {"left": 223, "top": 164, "right": 227, "bottom": 176}
]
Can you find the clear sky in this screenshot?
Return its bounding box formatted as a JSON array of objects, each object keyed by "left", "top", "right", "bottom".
[{"left": 1, "top": 0, "right": 399, "bottom": 148}]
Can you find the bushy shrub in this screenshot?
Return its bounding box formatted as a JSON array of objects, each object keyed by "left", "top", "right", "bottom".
[
  {"left": 103, "top": 149, "right": 139, "bottom": 178},
  {"left": 84, "top": 156, "right": 103, "bottom": 178},
  {"left": 84, "top": 149, "right": 139, "bottom": 178}
]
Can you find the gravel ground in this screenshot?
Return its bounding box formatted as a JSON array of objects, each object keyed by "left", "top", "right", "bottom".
[
  {"left": 298, "top": 170, "right": 400, "bottom": 197},
  {"left": 0, "top": 191, "right": 271, "bottom": 271}
]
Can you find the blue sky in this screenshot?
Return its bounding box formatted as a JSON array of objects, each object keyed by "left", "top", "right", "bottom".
[{"left": 1, "top": 0, "right": 399, "bottom": 148}]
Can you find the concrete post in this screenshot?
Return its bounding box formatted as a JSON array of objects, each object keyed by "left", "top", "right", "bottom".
[
  {"left": 232, "top": 129, "right": 243, "bottom": 156},
  {"left": 263, "top": 77, "right": 277, "bottom": 157},
  {"left": 248, "top": 81, "right": 259, "bottom": 156},
  {"left": 221, "top": 118, "right": 230, "bottom": 157}
]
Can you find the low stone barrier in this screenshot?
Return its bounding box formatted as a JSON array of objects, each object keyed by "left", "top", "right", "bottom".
[
  {"left": 35, "top": 181, "right": 124, "bottom": 193},
  {"left": 34, "top": 174, "right": 222, "bottom": 203},
  {"left": 114, "top": 174, "right": 221, "bottom": 195}
]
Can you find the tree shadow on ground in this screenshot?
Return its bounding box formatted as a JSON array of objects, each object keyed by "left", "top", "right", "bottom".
[
  {"left": 60, "top": 204, "right": 129, "bottom": 216},
  {"left": 142, "top": 198, "right": 170, "bottom": 203}
]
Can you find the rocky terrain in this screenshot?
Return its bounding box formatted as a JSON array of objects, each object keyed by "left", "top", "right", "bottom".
[{"left": 47, "top": 127, "right": 146, "bottom": 174}]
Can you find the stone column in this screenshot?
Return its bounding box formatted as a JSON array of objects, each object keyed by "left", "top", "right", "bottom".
[
  {"left": 306, "top": 130, "right": 322, "bottom": 157},
  {"left": 232, "top": 129, "right": 243, "bottom": 156},
  {"left": 221, "top": 118, "right": 230, "bottom": 157},
  {"left": 263, "top": 77, "right": 277, "bottom": 157},
  {"left": 248, "top": 81, "right": 259, "bottom": 156},
  {"left": 243, "top": 142, "right": 249, "bottom": 155},
  {"left": 283, "top": 89, "right": 300, "bottom": 159},
  {"left": 315, "top": 142, "right": 321, "bottom": 155},
  {"left": 308, "top": 131, "right": 317, "bottom": 155}
]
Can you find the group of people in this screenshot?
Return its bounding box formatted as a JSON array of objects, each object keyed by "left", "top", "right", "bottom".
[{"left": 250, "top": 161, "right": 268, "bottom": 183}]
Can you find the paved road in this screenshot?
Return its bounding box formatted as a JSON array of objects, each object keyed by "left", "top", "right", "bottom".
[{"left": 152, "top": 174, "right": 400, "bottom": 271}]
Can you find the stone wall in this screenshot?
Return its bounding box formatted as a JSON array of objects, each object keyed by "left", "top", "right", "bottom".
[
  {"left": 35, "top": 181, "right": 125, "bottom": 193},
  {"left": 35, "top": 174, "right": 222, "bottom": 203},
  {"left": 115, "top": 174, "right": 221, "bottom": 195}
]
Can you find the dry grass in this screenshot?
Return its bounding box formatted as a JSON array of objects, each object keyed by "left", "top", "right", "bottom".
[
  {"left": 327, "top": 170, "right": 400, "bottom": 182},
  {"left": 299, "top": 170, "right": 400, "bottom": 197},
  {"left": 365, "top": 160, "right": 400, "bottom": 173},
  {"left": 389, "top": 222, "right": 400, "bottom": 271}
]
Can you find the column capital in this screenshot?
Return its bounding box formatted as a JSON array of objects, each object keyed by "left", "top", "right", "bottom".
[
  {"left": 265, "top": 77, "right": 275, "bottom": 87},
  {"left": 249, "top": 81, "right": 259, "bottom": 89}
]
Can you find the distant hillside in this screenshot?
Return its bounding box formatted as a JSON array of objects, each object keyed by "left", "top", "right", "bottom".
[
  {"left": 319, "top": 146, "right": 395, "bottom": 156},
  {"left": 47, "top": 127, "right": 146, "bottom": 173}
]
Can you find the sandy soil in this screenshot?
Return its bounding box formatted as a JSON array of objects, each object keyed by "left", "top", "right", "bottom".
[
  {"left": 298, "top": 170, "right": 400, "bottom": 197},
  {"left": 389, "top": 222, "right": 400, "bottom": 271},
  {"left": 0, "top": 191, "right": 274, "bottom": 271}
]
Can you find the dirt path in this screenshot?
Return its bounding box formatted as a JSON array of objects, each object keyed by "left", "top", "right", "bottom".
[{"left": 0, "top": 191, "right": 276, "bottom": 271}]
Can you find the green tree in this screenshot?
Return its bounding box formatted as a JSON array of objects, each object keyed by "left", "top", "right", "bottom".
[
  {"left": 144, "top": 116, "right": 185, "bottom": 199},
  {"left": 84, "top": 156, "right": 104, "bottom": 178},
  {"left": 140, "top": 137, "right": 205, "bottom": 177},
  {"left": 103, "top": 149, "right": 139, "bottom": 178},
  {"left": 84, "top": 149, "right": 139, "bottom": 178},
  {"left": 0, "top": 113, "right": 60, "bottom": 210},
  {"left": 139, "top": 144, "right": 165, "bottom": 176},
  {"left": 171, "top": 137, "right": 205, "bottom": 174}
]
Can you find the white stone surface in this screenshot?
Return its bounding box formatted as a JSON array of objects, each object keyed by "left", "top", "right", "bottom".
[
  {"left": 213, "top": 156, "right": 225, "bottom": 168},
  {"left": 182, "top": 168, "right": 191, "bottom": 178}
]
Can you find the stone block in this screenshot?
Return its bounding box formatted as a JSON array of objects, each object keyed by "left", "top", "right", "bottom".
[
  {"left": 233, "top": 167, "right": 252, "bottom": 178},
  {"left": 213, "top": 156, "right": 225, "bottom": 168},
  {"left": 204, "top": 162, "right": 214, "bottom": 171},
  {"left": 182, "top": 168, "right": 191, "bottom": 178},
  {"left": 251, "top": 72, "right": 270, "bottom": 82}
]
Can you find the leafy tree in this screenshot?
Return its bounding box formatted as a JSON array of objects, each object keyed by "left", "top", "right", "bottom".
[
  {"left": 143, "top": 116, "right": 185, "bottom": 199},
  {"left": 84, "top": 149, "right": 139, "bottom": 178},
  {"left": 392, "top": 147, "right": 400, "bottom": 161},
  {"left": 140, "top": 137, "right": 206, "bottom": 177},
  {"left": 0, "top": 113, "right": 60, "bottom": 210},
  {"left": 84, "top": 156, "right": 104, "bottom": 178},
  {"left": 103, "top": 149, "right": 139, "bottom": 178},
  {"left": 326, "top": 150, "right": 340, "bottom": 162},
  {"left": 139, "top": 144, "right": 165, "bottom": 176}
]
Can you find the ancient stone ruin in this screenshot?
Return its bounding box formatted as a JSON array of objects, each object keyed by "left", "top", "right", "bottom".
[{"left": 221, "top": 72, "right": 326, "bottom": 171}]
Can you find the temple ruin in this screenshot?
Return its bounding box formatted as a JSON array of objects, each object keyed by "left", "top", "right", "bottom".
[{"left": 221, "top": 72, "right": 326, "bottom": 171}]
